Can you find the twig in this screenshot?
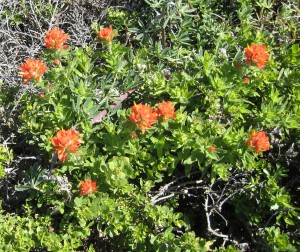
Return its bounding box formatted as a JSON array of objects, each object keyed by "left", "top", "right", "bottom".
[
  {"left": 17, "top": 156, "right": 37, "bottom": 160},
  {"left": 204, "top": 193, "right": 241, "bottom": 247},
  {"left": 9, "top": 86, "right": 28, "bottom": 117},
  {"left": 152, "top": 193, "right": 175, "bottom": 204},
  {"left": 204, "top": 193, "right": 228, "bottom": 239},
  {"left": 48, "top": 0, "right": 60, "bottom": 29},
  {"left": 150, "top": 171, "right": 202, "bottom": 204},
  {"left": 29, "top": 0, "right": 43, "bottom": 35}
]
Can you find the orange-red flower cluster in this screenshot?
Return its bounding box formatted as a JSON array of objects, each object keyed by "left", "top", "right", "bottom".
[
  {"left": 244, "top": 44, "right": 269, "bottom": 69},
  {"left": 51, "top": 129, "right": 83, "bottom": 162},
  {"left": 45, "top": 28, "right": 69, "bottom": 50},
  {"left": 245, "top": 131, "right": 270, "bottom": 153},
  {"left": 20, "top": 59, "right": 47, "bottom": 83},
  {"left": 98, "top": 26, "right": 115, "bottom": 42},
  {"left": 129, "top": 101, "right": 176, "bottom": 134},
  {"left": 80, "top": 179, "right": 97, "bottom": 196},
  {"left": 155, "top": 101, "right": 177, "bottom": 122},
  {"left": 129, "top": 103, "right": 158, "bottom": 134}
]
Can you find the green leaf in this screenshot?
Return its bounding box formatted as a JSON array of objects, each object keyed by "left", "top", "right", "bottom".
[
  {"left": 74, "top": 197, "right": 83, "bottom": 207},
  {"left": 82, "top": 98, "right": 93, "bottom": 110}
]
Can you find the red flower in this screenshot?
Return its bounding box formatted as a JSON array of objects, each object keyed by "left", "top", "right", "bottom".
[
  {"left": 39, "top": 93, "right": 45, "bottom": 98},
  {"left": 80, "top": 179, "right": 97, "bottom": 196},
  {"left": 208, "top": 146, "right": 216, "bottom": 152},
  {"left": 45, "top": 28, "right": 69, "bottom": 50},
  {"left": 131, "top": 132, "right": 138, "bottom": 139},
  {"left": 51, "top": 129, "right": 83, "bottom": 162},
  {"left": 244, "top": 44, "right": 269, "bottom": 69},
  {"left": 245, "top": 131, "right": 270, "bottom": 153},
  {"left": 98, "top": 26, "right": 115, "bottom": 42},
  {"left": 20, "top": 59, "right": 47, "bottom": 83},
  {"left": 129, "top": 103, "right": 158, "bottom": 134},
  {"left": 155, "top": 101, "right": 176, "bottom": 122},
  {"left": 53, "top": 59, "right": 60, "bottom": 65},
  {"left": 243, "top": 77, "right": 250, "bottom": 84}
]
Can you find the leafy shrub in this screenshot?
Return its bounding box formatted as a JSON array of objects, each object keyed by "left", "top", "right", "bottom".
[{"left": 0, "top": 0, "right": 299, "bottom": 251}]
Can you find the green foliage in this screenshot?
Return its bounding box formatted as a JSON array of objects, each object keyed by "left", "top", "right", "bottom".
[
  {"left": 0, "top": 0, "right": 300, "bottom": 251},
  {"left": 0, "top": 145, "right": 13, "bottom": 179},
  {"left": 262, "top": 226, "right": 297, "bottom": 252},
  {"left": 0, "top": 202, "right": 93, "bottom": 251}
]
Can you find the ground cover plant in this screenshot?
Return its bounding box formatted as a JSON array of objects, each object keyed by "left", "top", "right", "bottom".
[{"left": 0, "top": 0, "right": 300, "bottom": 251}]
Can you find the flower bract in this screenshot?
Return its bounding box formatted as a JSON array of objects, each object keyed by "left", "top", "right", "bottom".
[
  {"left": 155, "top": 101, "right": 176, "bottom": 122},
  {"left": 20, "top": 59, "right": 47, "bottom": 83},
  {"left": 45, "top": 28, "right": 69, "bottom": 50},
  {"left": 244, "top": 44, "right": 269, "bottom": 69},
  {"left": 98, "top": 26, "right": 115, "bottom": 42},
  {"left": 131, "top": 132, "right": 138, "bottom": 139},
  {"left": 51, "top": 129, "right": 82, "bottom": 162},
  {"left": 245, "top": 131, "right": 270, "bottom": 153},
  {"left": 129, "top": 103, "right": 158, "bottom": 134},
  {"left": 208, "top": 146, "right": 216, "bottom": 152},
  {"left": 243, "top": 77, "right": 250, "bottom": 83},
  {"left": 80, "top": 179, "right": 97, "bottom": 196},
  {"left": 53, "top": 59, "right": 60, "bottom": 65}
]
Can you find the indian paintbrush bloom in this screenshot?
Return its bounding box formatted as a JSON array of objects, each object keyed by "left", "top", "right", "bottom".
[
  {"left": 245, "top": 131, "right": 270, "bottom": 153},
  {"left": 131, "top": 132, "right": 138, "bottom": 139},
  {"left": 45, "top": 28, "right": 69, "bottom": 50},
  {"left": 129, "top": 103, "right": 158, "bottom": 134},
  {"left": 155, "top": 101, "right": 176, "bottom": 122},
  {"left": 53, "top": 59, "right": 60, "bottom": 65},
  {"left": 20, "top": 58, "right": 47, "bottom": 83},
  {"left": 80, "top": 179, "right": 97, "bottom": 196},
  {"left": 51, "top": 129, "right": 83, "bottom": 162},
  {"left": 244, "top": 44, "right": 269, "bottom": 69},
  {"left": 98, "top": 26, "right": 115, "bottom": 42},
  {"left": 208, "top": 146, "right": 216, "bottom": 152},
  {"left": 243, "top": 77, "right": 250, "bottom": 84}
]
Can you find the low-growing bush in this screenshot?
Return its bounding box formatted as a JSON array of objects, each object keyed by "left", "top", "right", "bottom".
[{"left": 0, "top": 0, "right": 299, "bottom": 251}]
